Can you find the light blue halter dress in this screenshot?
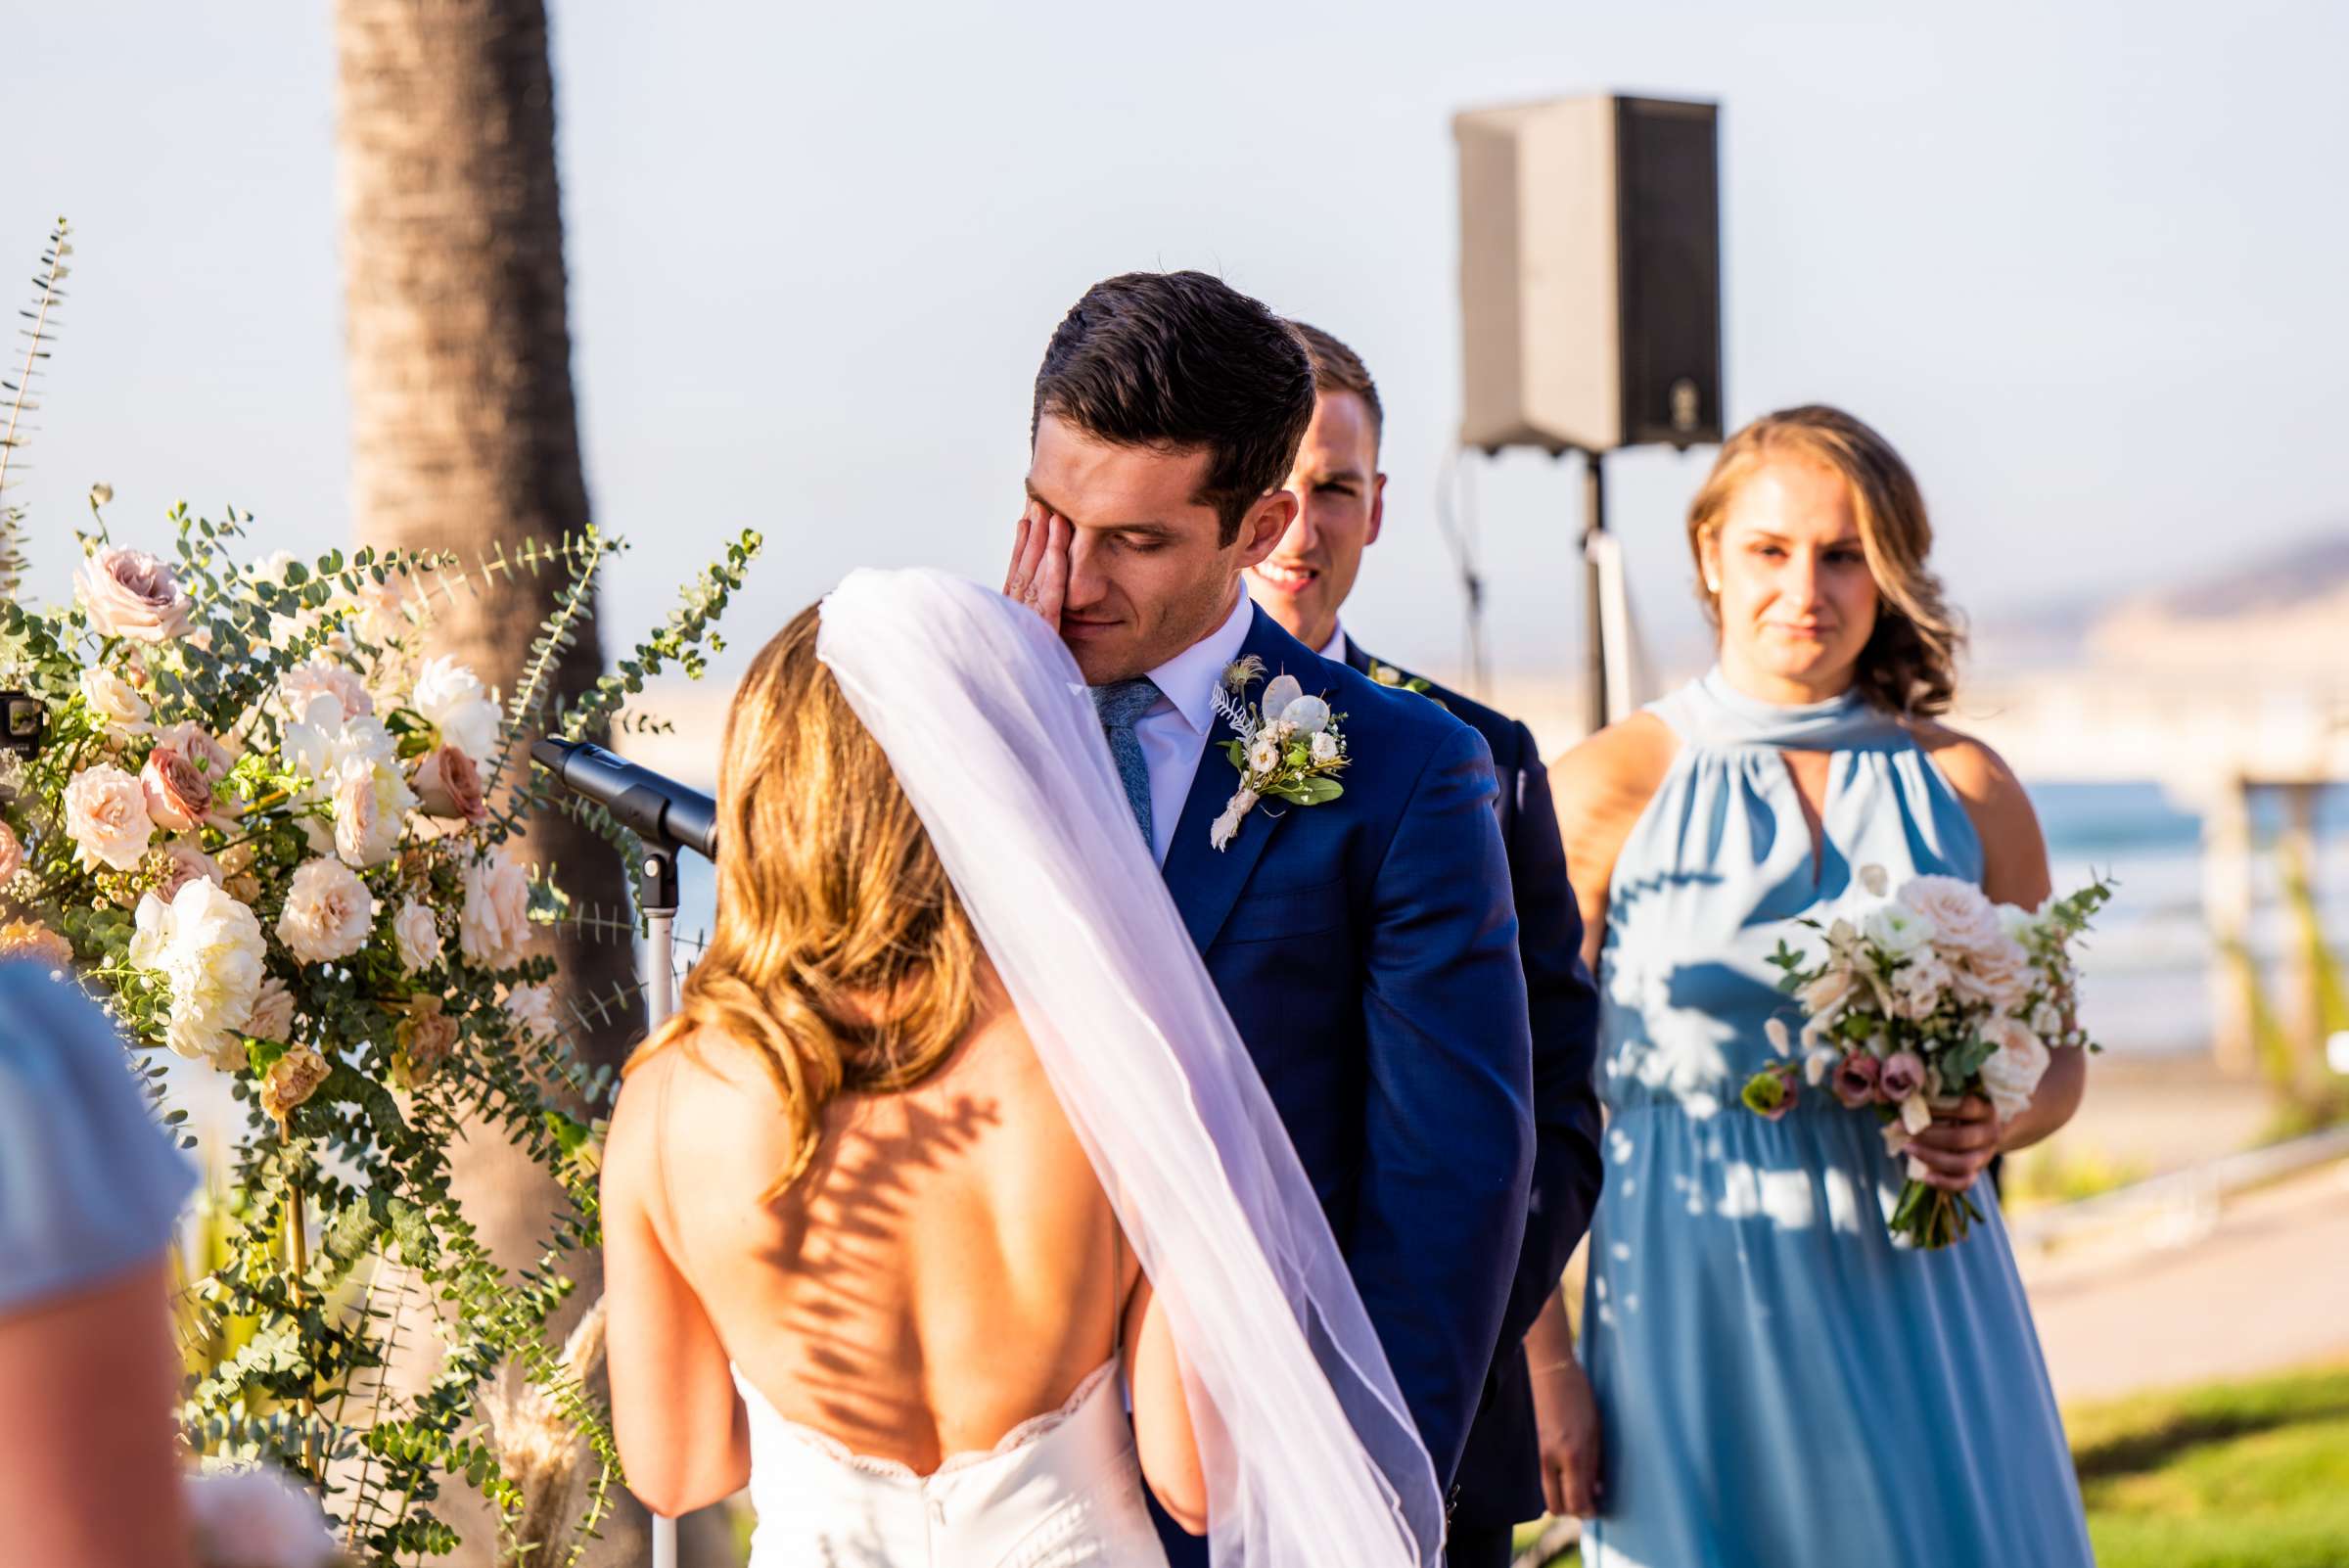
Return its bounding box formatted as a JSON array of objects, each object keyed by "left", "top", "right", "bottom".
[{"left": 1577, "top": 672, "right": 2092, "bottom": 1568}]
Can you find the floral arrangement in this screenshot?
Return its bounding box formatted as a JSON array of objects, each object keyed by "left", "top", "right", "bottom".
[
  {"left": 1738, "top": 865, "right": 2112, "bottom": 1249},
  {"left": 0, "top": 497, "right": 757, "bottom": 1562},
  {"left": 1209, "top": 658, "right": 1350, "bottom": 849}
]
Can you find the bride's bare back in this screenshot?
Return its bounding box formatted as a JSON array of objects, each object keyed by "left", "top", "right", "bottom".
[{"left": 604, "top": 994, "right": 1146, "bottom": 1484}]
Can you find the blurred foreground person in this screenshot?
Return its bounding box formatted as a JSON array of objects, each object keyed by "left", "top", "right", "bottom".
[
  {"left": 1528, "top": 406, "right": 2095, "bottom": 1566},
  {"left": 0, "top": 961, "right": 197, "bottom": 1568}
]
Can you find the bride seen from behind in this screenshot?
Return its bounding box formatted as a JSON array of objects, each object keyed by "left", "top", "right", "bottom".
[{"left": 601, "top": 605, "right": 1200, "bottom": 1561}]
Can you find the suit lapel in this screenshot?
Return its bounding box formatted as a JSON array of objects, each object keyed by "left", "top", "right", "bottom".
[{"left": 1163, "top": 607, "right": 1317, "bottom": 953}]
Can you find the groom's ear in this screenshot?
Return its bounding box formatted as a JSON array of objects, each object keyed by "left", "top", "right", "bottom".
[{"left": 1234, "top": 489, "right": 1298, "bottom": 570}]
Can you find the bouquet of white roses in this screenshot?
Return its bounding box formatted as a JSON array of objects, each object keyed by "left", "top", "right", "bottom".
[{"left": 1738, "top": 864, "right": 2112, "bottom": 1249}]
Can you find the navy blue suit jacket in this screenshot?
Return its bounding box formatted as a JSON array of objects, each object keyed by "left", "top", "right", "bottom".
[
  {"left": 1155, "top": 606, "right": 1536, "bottom": 1537},
  {"left": 1346, "top": 638, "right": 1605, "bottom": 1529}
]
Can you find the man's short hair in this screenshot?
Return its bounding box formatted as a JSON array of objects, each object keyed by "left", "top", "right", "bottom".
[
  {"left": 1285, "top": 320, "right": 1383, "bottom": 448},
  {"left": 1033, "top": 271, "right": 1314, "bottom": 546}
]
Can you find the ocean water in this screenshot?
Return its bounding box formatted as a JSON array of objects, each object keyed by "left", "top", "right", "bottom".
[{"left": 663, "top": 781, "right": 2349, "bottom": 1056}]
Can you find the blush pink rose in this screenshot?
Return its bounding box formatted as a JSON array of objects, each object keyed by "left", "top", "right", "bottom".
[
  {"left": 1832, "top": 1050, "right": 1883, "bottom": 1109},
  {"left": 153, "top": 720, "right": 237, "bottom": 784},
  {"left": 411, "top": 745, "right": 487, "bottom": 824},
  {"left": 1877, "top": 1049, "right": 1927, "bottom": 1105},
  {"left": 141, "top": 745, "right": 219, "bottom": 832},
  {"left": 74, "top": 547, "right": 194, "bottom": 643},
  {"left": 64, "top": 763, "right": 156, "bottom": 871},
  {"left": 153, "top": 840, "right": 225, "bottom": 900},
  {"left": 0, "top": 820, "right": 20, "bottom": 885}
]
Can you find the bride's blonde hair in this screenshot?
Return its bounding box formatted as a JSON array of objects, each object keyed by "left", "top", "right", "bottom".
[{"left": 626, "top": 604, "right": 981, "bottom": 1198}]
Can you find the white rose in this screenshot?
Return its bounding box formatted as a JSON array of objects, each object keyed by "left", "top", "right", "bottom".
[
  {"left": 79, "top": 665, "right": 154, "bottom": 739},
  {"left": 459, "top": 847, "right": 532, "bottom": 970},
  {"left": 331, "top": 754, "right": 418, "bottom": 868},
  {"left": 277, "top": 659, "right": 375, "bottom": 725},
  {"left": 1978, "top": 1015, "right": 2051, "bottom": 1124},
  {"left": 1247, "top": 736, "right": 1282, "bottom": 774},
  {"left": 1309, "top": 730, "right": 1340, "bottom": 764},
  {"left": 504, "top": 982, "right": 559, "bottom": 1044},
  {"left": 276, "top": 857, "right": 376, "bottom": 965},
  {"left": 184, "top": 1466, "right": 339, "bottom": 1568},
  {"left": 1861, "top": 901, "right": 1937, "bottom": 958},
  {"left": 65, "top": 763, "right": 156, "bottom": 871},
  {"left": 1279, "top": 694, "right": 1331, "bottom": 735},
  {"left": 282, "top": 699, "right": 401, "bottom": 856},
  {"left": 129, "top": 880, "right": 266, "bottom": 1067},
  {"left": 392, "top": 899, "right": 440, "bottom": 976},
  {"left": 1900, "top": 873, "right": 2004, "bottom": 958},
  {"left": 412, "top": 656, "right": 502, "bottom": 765}
]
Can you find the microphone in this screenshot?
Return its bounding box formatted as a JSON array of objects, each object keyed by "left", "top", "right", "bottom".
[{"left": 530, "top": 738, "right": 717, "bottom": 859}]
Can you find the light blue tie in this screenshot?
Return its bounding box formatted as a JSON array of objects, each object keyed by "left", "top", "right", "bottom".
[{"left": 1089, "top": 677, "right": 1160, "bottom": 849}]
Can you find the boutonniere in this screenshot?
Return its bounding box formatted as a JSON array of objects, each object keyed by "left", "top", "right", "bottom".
[
  {"left": 1369, "top": 661, "right": 1449, "bottom": 711},
  {"left": 1209, "top": 656, "right": 1350, "bottom": 851}
]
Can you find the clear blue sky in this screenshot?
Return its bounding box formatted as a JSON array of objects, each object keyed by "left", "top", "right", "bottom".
[{"left": 4, "top": 0, "right": 2343, "bottom": 688}]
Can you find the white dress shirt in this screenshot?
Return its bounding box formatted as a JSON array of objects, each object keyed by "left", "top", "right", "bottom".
[
  {"left": 1130, "top": 589, "right": 1257, "bottom": 865},
  {"left": 1316, "top": 621, "right": 1348, "bottom": 663}
]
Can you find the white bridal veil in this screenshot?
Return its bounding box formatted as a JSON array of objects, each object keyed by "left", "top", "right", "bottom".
[{"left": 816, "top": 569, "right": 1442, "bottom": 1567}]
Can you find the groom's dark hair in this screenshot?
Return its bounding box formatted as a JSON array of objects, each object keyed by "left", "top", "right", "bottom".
[{"left": 1031, "top": 271, "right": 1315, "bottom": 546}]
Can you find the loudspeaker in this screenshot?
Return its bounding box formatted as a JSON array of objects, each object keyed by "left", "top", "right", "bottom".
[{"left": 1454, "top": 94, "right": 1723, "bottom": 454}]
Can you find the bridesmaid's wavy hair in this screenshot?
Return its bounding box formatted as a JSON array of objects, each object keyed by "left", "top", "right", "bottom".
[
  {"left": 1684, "top": 404, "right": 1966, "bottom": 717},
  {"left": 626, "top": 604, "right": 980, "bottom": 1199}
]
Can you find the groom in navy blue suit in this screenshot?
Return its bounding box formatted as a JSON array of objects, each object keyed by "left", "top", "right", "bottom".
[{"left": 1006, "top": 271, "right": 1536, "bottom": 1558}]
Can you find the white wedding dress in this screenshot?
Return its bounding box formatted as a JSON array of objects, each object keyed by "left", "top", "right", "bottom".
[
  {"left": 735, "top": 1360, "right": 1164, "bottom": 1567},
  {"left": 785, "top": 571, "right": 1444, "bottom": 1568}
]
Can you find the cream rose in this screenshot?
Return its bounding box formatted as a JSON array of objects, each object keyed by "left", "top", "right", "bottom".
[
  {"left": 412, "top": 657, "right": 501, "bottom": 765},
  {"left": 392, "top": 900, "right": 440, "bottom": 975},
  {"left": 127, "top": 879, "right": 267, "bottom": 1067},
  {"left": 74, "top": 546, "right": 193, "bottom": 643},
  {"left": 276, "top": 857, "right": 375, "bottom": 965},
  {"left": 0, "top": 918, "right": 73, "bottom": 968},
  {"left": 65, "top": 763, "right": 156, "bottom": 871},
  {"left": 411, "top": 744, "right": 486, "bottom": 823},
  {"left": 1978, "top": 1016, "right": 2051, "bottom": 1124},
  {"left": 247, "top": 975, "right": 296, "bottom": 1044},
  {"left": 504, "top": 982, "right": 558, "bottom": 1044},
  {"left": 393, "top": 995, "right": 460, "bottom": 1087},
  {"left": 141, "top": 744, "right": 219, "bottom": 832},
  {"left": 278, "top": 660, "right": 375, "bottom": 725},
  {"left": 80, "top": 665, "right": 155, "bottom": 739},
  {"left": 459, "top": 847, "right": 531, "bottom": 970},
  {"left": 1950, "top": 933, "right": 2031, "bottom": 1010},
  {"left": 153, "top": 840, "right": 225, "bottom": 900},
  {"left": 1901, "top": 873, "right": 2004, "bottom": 958},
  {"left": 331, "top": 755, "right": 416, "bottom": 868},
  {"left": 261, "top": 1044, "right": 332, "bottom": 1125}
]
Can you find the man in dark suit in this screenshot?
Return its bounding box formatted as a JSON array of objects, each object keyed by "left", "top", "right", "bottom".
[
  {"left": 1005, "top": 272, "right": 1536, "bottom": 1562},
  {"left": 1246, "top": 321, "right": 1606, "bottom": 1568}
]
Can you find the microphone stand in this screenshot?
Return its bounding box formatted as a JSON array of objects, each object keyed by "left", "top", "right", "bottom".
[{"left": 637, "top": 844, "right": 681, "bottom": 1568}]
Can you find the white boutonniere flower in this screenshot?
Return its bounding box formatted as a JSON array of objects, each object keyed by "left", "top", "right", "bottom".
[{"left": 1209, "top": 657, "right": 1351, "bottom": 851}]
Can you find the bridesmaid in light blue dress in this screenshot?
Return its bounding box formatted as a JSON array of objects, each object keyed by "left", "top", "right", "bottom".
[{"left": 1524, "top": 406, "right": 2095, "bottom": 1567}]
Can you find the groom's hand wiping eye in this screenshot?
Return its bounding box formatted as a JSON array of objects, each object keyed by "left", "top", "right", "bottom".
[{"left": 1005, "top": 506, "right": 1071, "bottom": 630}]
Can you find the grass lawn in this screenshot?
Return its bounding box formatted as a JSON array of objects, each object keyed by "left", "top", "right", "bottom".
[{"left": 1513, "top": 1362, "right": 2349, "bottom": 1568}]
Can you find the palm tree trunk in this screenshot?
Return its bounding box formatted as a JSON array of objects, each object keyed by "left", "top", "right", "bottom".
[{"left": 335, "top": 4, "right": 675, "bottom": 1562}]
